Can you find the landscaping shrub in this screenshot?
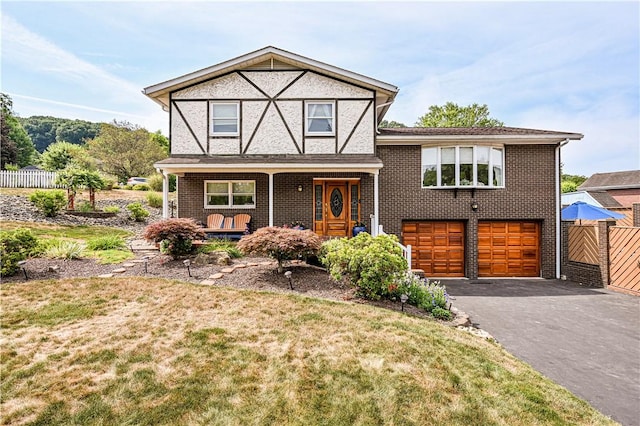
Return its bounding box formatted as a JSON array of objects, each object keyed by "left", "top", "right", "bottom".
[
  {"left": 28, "top": 190, "right": 67, "bottom": 217},
  {"left": 146, "top": 192, "right": 163, "bottom": 208},
  {"left": 132, "top": 184, "right": 150, "bottom": 191},
  {"left": 0, "top": 228, "right": 40, "bottom": 276},
  {"left": 197, "top": 239, "right": 243, "bottom": 258},
  {"left": 77, "top": 201, "right": 94, "bottom": 212},
  {"left": 86, "top": 235, "right": 126, "bottom": 251},
  {"left": 237, "top": 227, "right": 322, "bottom": 273},
  {"left": 148, "top": 173, "right": 177, "bottom": 192},
  {"left": 103, "top": 206, "right": 120, "bottom": 213},
  {"left": 44, "top": 240, "right": 84, "bottom": 260},
  {"left": 126, "top": 202, "right": 149, "bottom": 222},
  {"left": 391, "top": 272, "right": 449, "bottom": 313},
  {"left": 321, "top": 233, "right": 407, "bottom": 300},
  {"left": 143, "top": 218, "right": 205, "bottom": 259},
  {"left": 431, "top": 307, "right": 452, "bottom": 321}
]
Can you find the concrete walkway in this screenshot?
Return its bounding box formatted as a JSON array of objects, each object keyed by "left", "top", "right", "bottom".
[{"left": 442, "top": 279, "right": 640, "bottom": 425}]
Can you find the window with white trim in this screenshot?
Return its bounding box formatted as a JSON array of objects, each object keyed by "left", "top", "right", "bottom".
[
  {"left": 204, "top": 180, "right": 255, "bottom": 208},
  {"left": 210, "top": 102, "right": 239, "bottom": 136},
  {"left": 421, "top": 146, "right": 505, "bottom": 188},
  {"left": 305, "top": 101, "right": 334, "bottom": 135}
]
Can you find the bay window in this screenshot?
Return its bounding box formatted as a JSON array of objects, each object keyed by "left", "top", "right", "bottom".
[{"left": 421, "top": 145, "right": 505, "bottom": 188}]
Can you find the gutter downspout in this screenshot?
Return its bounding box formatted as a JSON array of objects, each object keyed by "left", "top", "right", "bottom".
[{"left": 556, "top": 138, "right": 570, "bottom": 278}]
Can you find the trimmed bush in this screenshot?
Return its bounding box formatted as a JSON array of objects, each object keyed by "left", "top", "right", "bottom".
[
  {"left": 103, "top": 206, "right": 120, "bottom": 214},
  {"left": 148, "top": 173, "right": 177, "bottom": 192},
  {"left": 146, "top": 193, "right": 163, "bottom": 208},
  {"left": 28, "top": 190, "right": 67, "bottom": 217},
  {"left": 126, "top": 202, "right": 149, "bottom": 222},
  {"left": 77, "top": 201, "right": 94, "bottom": 212},
  {"left": 86, "top": 235, "right": 127, "bottom": 251},
  {"left": 132, "top": 184, "right": 150, "bottom": 191},
  {"left": 0, "top": 228, "right": 40, "bottom": 276},
  {"left": 143, "top": 218, "right": 205, "bottom": 259},
  {"left": 237, "top": 226, "right": 322, "bottom": 273},
  {"left": 321, "top": 233, "right": 407, "bottom": 300}
]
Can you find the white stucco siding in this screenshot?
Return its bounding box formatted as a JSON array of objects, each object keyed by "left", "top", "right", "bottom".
[
  {"left": 241, "top": 101, "right": 269, "bottom": 150},
  {"left": 241, "top": 71, "right": 304, "bottom": 98},
  {"left": 172, "top": 73, "right": 265, "bottom": 99},
  {"left": 305, "top": 138, "right": 336, "bottom": 154},
  {"left": 279, "top": 72, "right": 373, "bottom": 99},
  {"left": 341, "top": 112, "right": 374, "bottom": 154},
  {"left": 210, "top": 138, "right": 240, "bottom": 155},
  {"left": 171, "top": 101, "right": 207, "bottom": 154},
  {"left": 336, "top": 100, "right": 373, "bottom": 154},
  {"left": 245, "top": 103, "right": 299, "bottom": 154},
  {"left": 276, "top": 100, "right": 303, "bottom": 146}
]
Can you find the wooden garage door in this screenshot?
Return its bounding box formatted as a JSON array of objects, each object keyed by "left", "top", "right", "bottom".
[
  {"left": 402, "top": 221, "right": 465, "bottom": 277},
  {"left": 478, "top": 221, "right": 540, "bottom": 277}
]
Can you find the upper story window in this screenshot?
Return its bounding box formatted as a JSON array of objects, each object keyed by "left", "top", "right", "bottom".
[
  {"left": 422, "top": 145, "right": 504, "bottom": 188},
  {"left": 205, "top": 180, "right": 255, "bottom": 208},
  {"left": 306, "top": 101, "right": 334, "bottom": 135},
  {"left": 210, "top": 102, "right": 239, "bottom": 136}
]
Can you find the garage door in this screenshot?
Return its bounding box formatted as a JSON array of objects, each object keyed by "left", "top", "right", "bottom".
[
  {"left": 478, "top": 221, "right": 540, "bottom": 277},
  {"left": 402, "top": 221, "right": 465, "bottom": 277}
]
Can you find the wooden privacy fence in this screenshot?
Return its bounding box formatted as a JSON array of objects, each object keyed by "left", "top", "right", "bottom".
[
  {"left": 609, "top": 226, "right": 640, "bottom": 295},
  {"left": 0, "top": 170, "right": 61, "bottom": 188},
  {"left": 568, "top": 225, "right": 599, "bottom": 265}
]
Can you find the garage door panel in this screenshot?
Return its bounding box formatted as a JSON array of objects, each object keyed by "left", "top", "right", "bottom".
[
  {"left": 479, "top": 221, "right": 540, "bottom": 277},
  {"left": 403, "top": 221, "right": 465, "bottom": 277}
]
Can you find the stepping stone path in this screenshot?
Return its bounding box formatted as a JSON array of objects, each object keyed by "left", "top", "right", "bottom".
[
  {"left": 196, "top": 260, "right": 276, "bottom": 286},
  {"left": 111, "top": 268, "right": 127, "bottom": 274}
]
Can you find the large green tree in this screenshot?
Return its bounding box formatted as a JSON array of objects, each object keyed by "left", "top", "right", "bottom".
[
  {"left": 19, "top": 116, "right": 100, "bottom": 152},
  {"left": 561, "top": 173, "right": 587, "bottom": 193},
  {"left": 86, "top": 121, "right": 167, "bottom": 183},
  {"left": 416, "top": 102, "right": 504, "bottom": 127},
  {"left": 1, "top": 93, "right": 38, "bottom": 168},
  {"left": 40, "top": 141, "right": 94, "bottom": 172}
]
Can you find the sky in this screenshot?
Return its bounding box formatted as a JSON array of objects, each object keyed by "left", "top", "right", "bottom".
[{"left": 1, "top": 1, "right": 638, "bottom": 177}]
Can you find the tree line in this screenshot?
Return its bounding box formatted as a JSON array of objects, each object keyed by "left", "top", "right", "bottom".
[{"left": 1, "top": 93, "right": 168, "bottom": 183}]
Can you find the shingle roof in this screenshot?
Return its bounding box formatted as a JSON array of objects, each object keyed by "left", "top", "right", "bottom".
[
  {"left": 579, "top": 170, "right": 640, "bottom": 190},
  {"left": 587, "top": 191, "right": 622, "bottom": 208},
  {"left": 378, "top": 126, "right": 581, "bottom": 137}
]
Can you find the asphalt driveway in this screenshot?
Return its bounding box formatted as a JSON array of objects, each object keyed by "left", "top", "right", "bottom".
[{"left": 443, "top": 279, "right": 640, "bottom": 426}]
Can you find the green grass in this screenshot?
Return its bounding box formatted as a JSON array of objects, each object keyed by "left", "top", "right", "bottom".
[
  {"left": 0, "top": 221, "right": 132, "bottom": 241},
  {"left": 0, "top": 277, "right": 616, "bottom": 425}
]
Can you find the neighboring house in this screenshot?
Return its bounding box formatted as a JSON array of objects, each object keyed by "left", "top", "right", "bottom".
[
  {"left": 561, "top": 190, "right": 622, "bottom": 208},
  {"left": 578, "top": 170, "right": 640, "bottom": 207},
  {"left": 144, "top": 46, "right": 583, "bottom": 279}
]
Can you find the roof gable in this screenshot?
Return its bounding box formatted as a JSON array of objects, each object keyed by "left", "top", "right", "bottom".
[{"left": 143, "top": 46, "right": 398, "bottom": 118}]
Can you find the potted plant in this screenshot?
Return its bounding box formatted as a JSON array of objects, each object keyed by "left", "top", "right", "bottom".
[
  {"left": 352, "top": 221, "right": 367, "bottom": 237},
  {"left": 290, "top": 220, "right": 306, "bottom": 230}
]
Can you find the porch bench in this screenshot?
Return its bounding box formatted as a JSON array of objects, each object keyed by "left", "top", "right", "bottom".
[{"left": 202, "top": 213, "right": 251, "bottom": 240}]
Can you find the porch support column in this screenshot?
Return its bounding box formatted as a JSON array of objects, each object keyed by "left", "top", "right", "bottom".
[
  {"left": 373, "top": 171, "right": 379, "bottom": 236},
  {"left": 161, "top": 169, "right": 169, "bottom": 219},
  {"left": 268, "top": 173, "right": 274, "bottom": 227}
]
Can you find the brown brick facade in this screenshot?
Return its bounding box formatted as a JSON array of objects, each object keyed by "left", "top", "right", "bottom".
[
  {"left": 177, "top": 172, "right": 373, "bottom": 232},
  {"left": 376, "top": 144, "right": 558, "bottom": 279}
]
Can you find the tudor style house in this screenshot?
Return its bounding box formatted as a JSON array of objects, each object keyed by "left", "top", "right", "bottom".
[{"left": 144, "top": 46, "right": 582, "bottom": 280}]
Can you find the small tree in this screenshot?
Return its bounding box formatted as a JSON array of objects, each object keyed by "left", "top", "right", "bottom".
[
  {"left": 143, "top": 218, "right": 205, "bottom": 259},
  {"left": 55, "top": 168, "right": 105, "bottom": 210},
  {"left": 237, "top": 227, "right": 323, "bottom": 273},
  {"left": 416, "top": 102, "right": 504, "bottom": 127}
]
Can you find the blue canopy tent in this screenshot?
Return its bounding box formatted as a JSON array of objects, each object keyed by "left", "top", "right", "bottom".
[{"left": 561, "top": 201, "right": 625, "bottom": 224}]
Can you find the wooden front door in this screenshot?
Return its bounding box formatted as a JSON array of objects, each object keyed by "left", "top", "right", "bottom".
[{"left": 314, "top": 180, "right": 359, "bottom": 237}]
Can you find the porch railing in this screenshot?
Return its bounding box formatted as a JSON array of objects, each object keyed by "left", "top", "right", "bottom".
[{"left": 377, "top": 224, "right": 412, "bottom": 271}]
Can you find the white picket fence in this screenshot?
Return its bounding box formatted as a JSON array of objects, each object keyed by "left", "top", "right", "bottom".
[{"left": 0, "top": 170, "right": 62, "bottom": 188}]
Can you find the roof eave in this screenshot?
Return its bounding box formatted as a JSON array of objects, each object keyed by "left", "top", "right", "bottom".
[
  {"left": 143, "top": 46, "right": 398, "bottom": 108},
  {"left": 376, "top": 133, "right": 583, "bottom": 145}
]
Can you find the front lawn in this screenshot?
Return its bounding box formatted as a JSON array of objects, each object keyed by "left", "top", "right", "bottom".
[{"left": 0, "top": 277, "right": 615, "bottom": 425}]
